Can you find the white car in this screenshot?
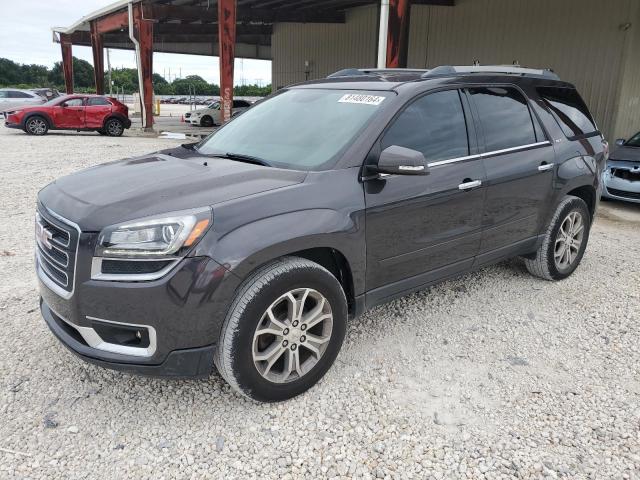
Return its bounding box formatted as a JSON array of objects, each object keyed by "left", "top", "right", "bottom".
[
  {"left": 186, "top": 99, "right": 252, "bottom": 127},
  {"left": 0, "top": 88, "right": 46, "bottom": 115}
]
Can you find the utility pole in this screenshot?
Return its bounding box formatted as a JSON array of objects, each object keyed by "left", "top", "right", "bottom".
[{"left": 106, "top": 48, "right": 113, "bottom": 95}]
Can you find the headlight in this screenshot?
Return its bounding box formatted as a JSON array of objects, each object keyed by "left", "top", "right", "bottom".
[{"left": 95, "top": 207, "right": 212, "bottom": 259}]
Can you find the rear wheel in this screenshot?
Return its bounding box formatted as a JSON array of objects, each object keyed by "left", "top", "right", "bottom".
[
  {"left": 214, "top": 257, "right": 348, "bottom": 402},
  {"left": 25, "top": 116, "right": 49, "bottom": 136},
  {"left": 524, "top": 196, "right": 591, "bottom": 281},
  {"left": 104, "top": 118, "right": 124, "bottom": 137}
]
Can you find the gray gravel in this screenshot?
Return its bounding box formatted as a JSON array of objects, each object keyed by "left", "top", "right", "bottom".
[{"left": 1, "top": 124, "right": 639, "bottom": 479}]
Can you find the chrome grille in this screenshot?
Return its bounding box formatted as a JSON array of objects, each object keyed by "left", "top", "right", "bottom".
[{"left": 36, "top": 208, "right": 79, "bottom": 296}]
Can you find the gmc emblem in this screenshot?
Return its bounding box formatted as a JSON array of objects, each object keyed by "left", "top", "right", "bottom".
[{"left": 36, "top": 221, "right": 53, "bottom": 250}]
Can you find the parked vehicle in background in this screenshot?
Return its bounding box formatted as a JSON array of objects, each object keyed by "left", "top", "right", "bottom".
[
  {"left": 30, "top": 88, "right": 61, "bottom": 102},
  {"left": 187, "top": 99, "right": 252, "bottom": 127},
  {"left": 36, "top": 66, "right": 606, "bottom": 402},
  {"left": 602, "top": 131, "right": 640, "bottom": 203},
  {"left": 4, "top": 94, "right": 131, "bottom": 136},
  {"left": 0, "top": 88, "right": 46, "bottom": 115}
]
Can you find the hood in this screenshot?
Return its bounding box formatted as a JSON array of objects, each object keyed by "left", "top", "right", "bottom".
[
  {"left": 4, "top": 104, "right": 43, "bottom": 114},
  {"left": 610, "top": 145, "right": 640, "bottom": 163},
  {"left": 38, "top": 153, "right": 307, "bottom": 231}
]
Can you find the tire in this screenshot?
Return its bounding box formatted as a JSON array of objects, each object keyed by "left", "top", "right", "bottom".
[
  {"left": 104, "top": 118, "right": 124, "bottom": 137},
  {"left": 97, "top": 129, "right": 107, "bottom": 136},
  {"left": 200, "top": 115, "right": 214, "bottom": 127},
  {"left": 25, "top": 116, "right": 49, "bottom": 136},
  {"left": 524, "top": 195, "right": 591, "bottom": 281},
  {"left": 214, "top": 257, "right": 348, "bottom": 402}
]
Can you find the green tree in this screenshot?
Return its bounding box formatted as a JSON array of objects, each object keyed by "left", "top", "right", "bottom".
[{"left": 49, "top": 57, "right": 95, "bottom": 89}]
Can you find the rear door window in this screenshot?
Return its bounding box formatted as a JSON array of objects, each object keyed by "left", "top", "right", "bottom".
[
  {"left": 87, "top": 97, "right": 111, "bottom": 106},
  {"left": 468, "top": 87, "right": 537, "bottom": 151},
  {"left": 537, "top": 87, "right": 598, "bottom": 138},
  {"left": 381, "top": 89, "right": 469, "bottom": 162},
  {"left": 8, "top": 90, "right": 33, "bottom": 98}
]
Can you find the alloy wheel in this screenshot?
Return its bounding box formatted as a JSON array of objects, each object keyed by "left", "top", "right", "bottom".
[
  {"left": 28, "top": 118, "right": 47, "bottom": 135},
  {"left": 107, "top": 120, "right": 123, "bottom": 136},
  {"left": 554, "top": 211, "right": 585, "bottom": 270},
  {"left": 252, "top": 288, "right": 333, "bottom": 384}
]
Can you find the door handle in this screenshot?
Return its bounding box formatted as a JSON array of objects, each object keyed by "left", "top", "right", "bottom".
[
  {"left": 458, "top": 180, "right": 482, "bottom": 190},
  {"left": 538, "top": 163, "right": 555, "bottom": 172}
]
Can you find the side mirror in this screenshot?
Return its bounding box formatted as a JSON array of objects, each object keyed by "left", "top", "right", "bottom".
[
  {"left": 374, "top": 145, "right": 429, "bottom": 176},
  {"left": 615, "top": 138, "right": 626, "bottom": 146}
]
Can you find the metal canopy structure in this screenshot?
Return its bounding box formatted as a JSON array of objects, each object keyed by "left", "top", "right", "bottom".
[{"left": 52, "top": 0, "right": 454, "bottom": 129}]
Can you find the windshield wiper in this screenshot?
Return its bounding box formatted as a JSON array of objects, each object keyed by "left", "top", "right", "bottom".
[{"left": 214, "top": 152, "right": 272, "bottom": 167}]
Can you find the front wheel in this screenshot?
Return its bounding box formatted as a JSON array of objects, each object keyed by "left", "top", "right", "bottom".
[
  {"left": 214, "top": 257, "right": 348, "bottom": 402},
  {"left": 524, "top": 196, "right": 591, "bottom": 281},
  {"left": 25, "top": 116, "right": 49, "bottom": 135},
  {"left": 200, "top": 115, "right": 214, "bottom": 127},
  {"left": 104, "top": 118, "right": 124, "bottom": 137}
]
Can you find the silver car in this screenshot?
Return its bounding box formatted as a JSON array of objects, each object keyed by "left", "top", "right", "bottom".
[
  {"left": 602, "top": 131, "right": 640, "bottom": 203},
  {"left": 0, "top": 88, "right": 46, "bottom": 115}
]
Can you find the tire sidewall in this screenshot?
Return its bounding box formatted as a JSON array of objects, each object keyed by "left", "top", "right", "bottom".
[
  {"left": 26, "top": 116, "right": 48, "bottom": 135},
  {"left": 544, "top": 198, "right": 591, "bottom": 280},
  {"left": 228, "top": 264, "right": 347, "bottom": 402},
  {"left": 105, "top": 118, "right": 124, "bottom": 136}
]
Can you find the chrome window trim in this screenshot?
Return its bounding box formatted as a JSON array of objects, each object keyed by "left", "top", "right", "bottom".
[
  {"left": 90, "top": 257, "right": 181, "bottom": 282},
  {"left": 35, "top": 208, "right": 81, "bottom": 299},
  {"left": 480, "top": 141, "right": 552, "bottom": 159},
  {"left": 427, "top": 153, "right": 481, "bottom": 167},
  {"left": 427, "top": 141, "right": 551, "bottom": 168}
]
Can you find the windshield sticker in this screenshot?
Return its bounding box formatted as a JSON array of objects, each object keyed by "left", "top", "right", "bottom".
[{"left": 338, "top": 94, "right": 386, "bottom": 106}]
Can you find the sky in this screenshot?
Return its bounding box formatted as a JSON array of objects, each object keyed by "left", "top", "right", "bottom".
[{"left": 0, "top": 0, "right": 272, "bottom": 86}]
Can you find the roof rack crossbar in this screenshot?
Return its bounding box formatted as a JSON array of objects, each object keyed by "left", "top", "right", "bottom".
[
  {"left": 327, "top": 68, "right": 429, "bottom": 79},
  {"left": 421, "top": 65, "right": 560, "bottom": 80}
]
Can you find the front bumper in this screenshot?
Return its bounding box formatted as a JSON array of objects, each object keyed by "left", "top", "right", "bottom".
[
  {"left": 37, "top": 228, "right": 241, "bottom": 377},
  {"left": 41, "top": 299, "right": 215, "bottom": 377},
  {"left": 602, "top": 163, "right": 640, "bottom": 203},
  {"left": 4, "top": 121, "right": 21, "bottom": 130}
]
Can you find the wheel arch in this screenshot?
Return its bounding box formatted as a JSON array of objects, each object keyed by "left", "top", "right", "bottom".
[
  {"left": 566, "top": 184, "right": 596, "bottom": 218},
  {"left": 102, "top": 113, "right": 127, "bottom": 128},
  {"left": 288, "top": 247, "right": 356, "bottom": 319},
  {"left": 23, "top": 111, "right": 52, "bottom": 128}
]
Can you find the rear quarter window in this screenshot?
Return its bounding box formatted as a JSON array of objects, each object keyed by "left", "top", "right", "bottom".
[{"left": 537, "top": 87, "right": 597, "bottom": 138}]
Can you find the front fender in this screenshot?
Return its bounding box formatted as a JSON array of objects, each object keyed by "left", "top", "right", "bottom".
[{"left": 192, "top": 208, "right": 366, "bottom": 295}]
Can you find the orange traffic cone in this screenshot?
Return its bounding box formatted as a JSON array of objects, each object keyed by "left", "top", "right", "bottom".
[{"left": 180, "top": 115, "right": 185, "bottom": 123}]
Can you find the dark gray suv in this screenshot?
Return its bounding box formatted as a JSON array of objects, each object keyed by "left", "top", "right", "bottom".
[{"left": 37, "top": 66, "right": 607, "bottom": 402}]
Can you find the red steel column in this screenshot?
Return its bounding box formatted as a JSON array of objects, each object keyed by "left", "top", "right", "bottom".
[
  {"left": 60, "top": 33, "right": 74, "bottom": 94},
  {"left": 133, "top": 3, "right": 154, "bottom": 129},
  {"left": 386, "top": 0, "right": 411, "bottom": 68},
  {"left": 90, "top": 21, "right": 105, "bottom": 95},
  {"left": 218, "top": 0, "right": 236, "bottom": 123}
]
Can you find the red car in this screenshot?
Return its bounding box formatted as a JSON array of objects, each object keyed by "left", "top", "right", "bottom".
[{"left": 4, "top": 94, "right": 131, "bottom": 136}]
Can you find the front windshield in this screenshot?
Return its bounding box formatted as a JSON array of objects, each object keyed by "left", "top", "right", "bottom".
[
  {"left": 625, "top": 132, "right": 640, "bottom": 147},
  {"left": 208, "top": 101, "right": 220, "bottom": 110},
  {"left": 197, "top": 89, "right": 391, "bottom": 170}
]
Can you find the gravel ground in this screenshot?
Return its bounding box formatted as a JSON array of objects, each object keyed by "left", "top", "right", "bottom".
[{"left": 0, "top": 124, "right": 639, "bottom": 479}]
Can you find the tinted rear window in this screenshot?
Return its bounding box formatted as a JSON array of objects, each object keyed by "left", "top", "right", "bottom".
[
  {"left": 8, "top": 91, "right": 33, "bottom": 98},
  {"left": 87, "top": 97, "right": 111, "bottom": 106},
  {"left": 537, "top": 87, "right": 597, "bottom": 138},
  {"left": 469, "top": 87, "right": 537, "bottom": 151}
]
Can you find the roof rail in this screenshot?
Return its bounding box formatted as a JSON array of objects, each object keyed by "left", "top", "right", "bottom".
[
  {"left": 327, "top": 68, "right": 429, "bottom": 79},
  {"left": 422, "top": 65, "right": 560, "bottom": 80}
]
